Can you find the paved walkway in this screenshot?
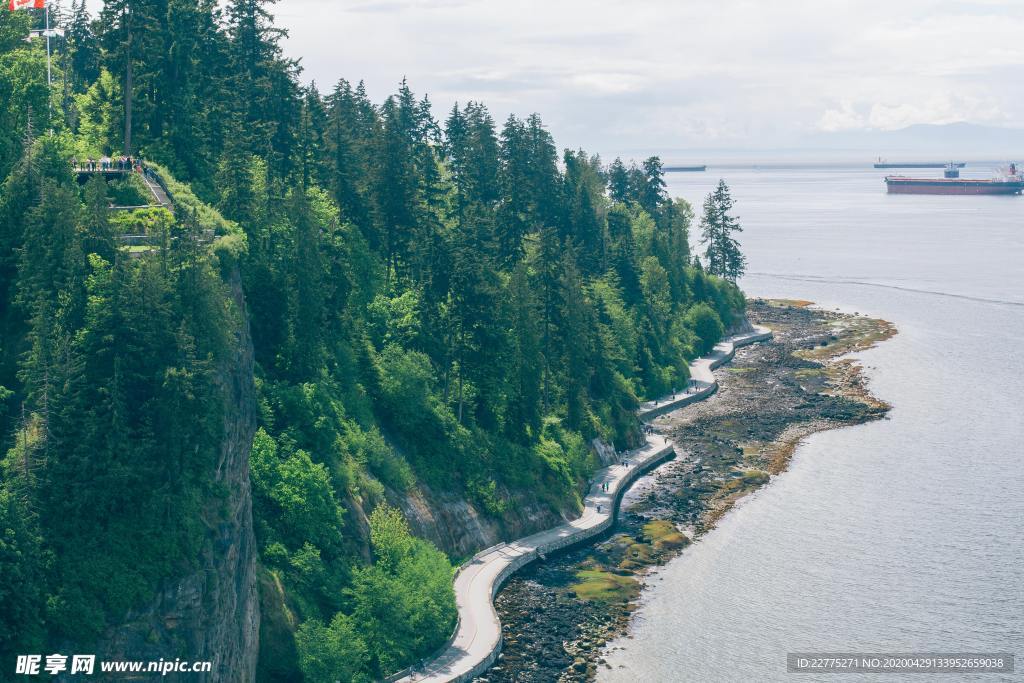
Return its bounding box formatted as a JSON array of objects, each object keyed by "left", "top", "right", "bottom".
[{"left": 395, "top": 325, "right": 772, "bottom": 683}]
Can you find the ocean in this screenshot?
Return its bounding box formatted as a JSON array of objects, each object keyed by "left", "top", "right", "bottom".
[{"left": 598, "top": 163, "right": 1024, "bottom": 682}]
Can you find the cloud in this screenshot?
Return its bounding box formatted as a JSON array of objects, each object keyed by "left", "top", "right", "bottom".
[
  {"left": 818, "top": 91, "right": 1010, "bottom": 133},
  {"left": 818, "top": 103, "right": 867, "bottom": 133}
]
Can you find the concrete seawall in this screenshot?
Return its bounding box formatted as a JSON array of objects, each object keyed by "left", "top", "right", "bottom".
[{"left": 395, "top": 325, "right": 772, "bottom": 683}]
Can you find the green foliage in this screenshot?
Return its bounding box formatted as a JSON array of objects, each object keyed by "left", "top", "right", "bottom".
[
  {"left": 0, "top": 488, "right": 45, "bottom": 665},
  {"left": 295, "top": 613, "right": 370, "bottom": 683},
  {"left": 687, "top": 302, "right": 726, "bottom": 355},
  {"left": 349, "top": 504, "right": 456, "bottom": 678},
  {"left": 108, "top": 206, "right": 173, "bottom": 237},
  {"left": 295, "top": 505, "right": 455, "bottom": 682},
  {"left": 105, "top": 173, "right": 150, "bottom": 206},
  {"left": 73, "top": 69, "right": 121, "bottom": 157},
  {"left": 0, "top": 12, "right": 51, "bottom": 177},
  {"left": 0, "top": 9, "right": 750, "bottom": 680},
  {"left": 0, "top": 134, "right": 241, "bottom": 644},
  {"left": 376, "top": 344, "right": 442, "bottom": 436},
  {"left": 367, "top": 289, "right": 422, "bottom": 348},
  {"left": 145, "top": 162, "right": 239, "bottom": 238},
  {"left": 250, "top": 429, "right": 345, "bottom": 554},
  {"left": 700, "top": 179, "right": 746, "bottom": 280}
]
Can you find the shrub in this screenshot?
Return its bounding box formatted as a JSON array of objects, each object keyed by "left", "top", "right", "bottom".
[{"left": 686, "top": 302, "right": 725, "bottom": 356}]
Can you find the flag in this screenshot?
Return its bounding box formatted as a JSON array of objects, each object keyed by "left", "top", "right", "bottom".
[{"left": 8, "top": 0, "right": 46, "bottom": 9}]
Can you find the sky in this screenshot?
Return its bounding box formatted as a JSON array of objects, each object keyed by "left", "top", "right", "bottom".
[{"left": 88, "top": 0, "right": 1024, "bottom": 160}]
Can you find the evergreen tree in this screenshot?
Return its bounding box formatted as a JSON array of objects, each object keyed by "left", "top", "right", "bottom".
[
  {"left": 561, "top": 149, "right": 607, "bottom": 274},
  {"left": 699, "top": 179, "right": 746, "bottom": 280},
  {"left": 65, "top": 0, "right": 99, "bottom": 92},
  {"left": 635, "top": 155, "right": 667, "bottom": 217},
  {"left": 607, "top": 157, "right": 631, "bottom": 204}
]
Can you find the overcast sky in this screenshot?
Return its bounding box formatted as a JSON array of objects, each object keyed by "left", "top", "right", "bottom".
[{"left": 88, "top": 0, "right": 1024, "bottom": 158}]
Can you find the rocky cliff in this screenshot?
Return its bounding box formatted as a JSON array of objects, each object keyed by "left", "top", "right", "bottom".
[
  {"left": 399, "top": 485, "right": 568, "bottom": 559},
  {"left": 70, "top": 268, "right": 260, "bottom": 682}
]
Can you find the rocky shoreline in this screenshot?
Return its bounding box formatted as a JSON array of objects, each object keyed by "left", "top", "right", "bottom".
[{"left": 477, "top": 300, "right": 896, "bottom": 682}]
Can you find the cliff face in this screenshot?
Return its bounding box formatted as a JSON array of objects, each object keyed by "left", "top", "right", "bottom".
[
  {"left": 76, "top": 268, "right": 260, "bottom": 682},
  {"left": 399, "top": 486, "right": 567, "bottom": 559},
  {"left": 397, "top": 443, "right": 629, "bottom": 559}
]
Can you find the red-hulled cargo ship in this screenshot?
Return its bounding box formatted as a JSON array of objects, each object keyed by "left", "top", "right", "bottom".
[{"left": 885, "top": 164, "right": 1024, "bottom": 195}]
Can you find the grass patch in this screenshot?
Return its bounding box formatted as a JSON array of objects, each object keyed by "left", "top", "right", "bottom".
[
  {"left": 570, "top": 568, "right": 640, "bottom": 603},
  {"left": 763, "top": 298, "right": 814, "bottom": 308},
  {"left": 642, "top": 519, "right": 689, "bottom": 551},
  {"left": 719, "top": 469, "right": 770, "bottom": 494},
  {"left": 617, "top": 520, "right": 691, "bottom": 571}
]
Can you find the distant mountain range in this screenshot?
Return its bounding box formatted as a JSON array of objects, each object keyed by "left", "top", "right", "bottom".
[
  {"left": 645, "top": 123, "right": 1024, "bottom": 165},
  {"left": 806, "top": 123, "right": 1024, "bottom": 160}
]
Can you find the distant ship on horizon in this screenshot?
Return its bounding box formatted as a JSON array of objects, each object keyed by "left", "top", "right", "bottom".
[{"left": 874, "top": 158, "right": 966, "bottom": 169}]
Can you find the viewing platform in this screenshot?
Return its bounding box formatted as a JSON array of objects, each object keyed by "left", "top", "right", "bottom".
[
  {"left": 73, "top": 167, "right": 134, "bottom": 180},
  {"left": 72, "top": 163, "right": 174, "bottom": 211}
]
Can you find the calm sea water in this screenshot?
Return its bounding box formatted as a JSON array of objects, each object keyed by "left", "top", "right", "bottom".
[{"left": 599, "top": 163, "right": 1024, "bottom": 682}]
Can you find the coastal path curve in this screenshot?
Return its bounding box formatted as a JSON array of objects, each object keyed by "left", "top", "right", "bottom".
[{"left": 393, "top": 324, "right": 773, "bottom": 683}]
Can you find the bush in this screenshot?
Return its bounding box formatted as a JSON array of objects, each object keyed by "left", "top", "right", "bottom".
[
  {"left": 686, "top": 302, "right": 725, "bottom": 356},
  {"left": 295, "top": 612, "right": 370, "bottom": 683},
  {"left": 249, "top": 428, "right": 345, "bottom": 553},
  {"left": 350, "top": 505, "right": 456, "bottom": 678}
]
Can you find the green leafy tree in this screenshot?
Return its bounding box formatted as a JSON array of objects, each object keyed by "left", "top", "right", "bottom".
[
  {"left": 295, "top": 613, "right": 370, "bottom": 683},
  {"left": 687, "top": 302, "right": 725, "bottom": 355}
]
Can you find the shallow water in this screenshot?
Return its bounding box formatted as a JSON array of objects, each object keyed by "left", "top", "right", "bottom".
[{"left": 599, "top": 163, "right": 1024, "bottom": 682}]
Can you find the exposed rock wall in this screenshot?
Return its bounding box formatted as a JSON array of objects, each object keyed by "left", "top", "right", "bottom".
[
  {"left": 399, "top": 485, "right": 571, "bottom": 559},
  {"left": 71, "top": 268, "right": 260, "bottom": 682}
]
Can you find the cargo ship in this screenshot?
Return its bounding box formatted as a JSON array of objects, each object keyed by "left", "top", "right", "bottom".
[
  {"left": 874, "top": 159, "right": 966, "bottom": 169},
  {"left": 885, "top": 163, "right": 1024, "bottom": 195},
  {"left": 664, "top": 165, "right": 707, "bottom": 172}
]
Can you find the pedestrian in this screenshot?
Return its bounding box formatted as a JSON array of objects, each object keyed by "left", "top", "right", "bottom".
[{"left": 71, "top": 157, "right": 77, "bottom": 170}]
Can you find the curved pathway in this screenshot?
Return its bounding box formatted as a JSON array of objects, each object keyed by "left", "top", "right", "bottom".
[{"left": 395, "top": 325, "right": 773, "bottom": 683}]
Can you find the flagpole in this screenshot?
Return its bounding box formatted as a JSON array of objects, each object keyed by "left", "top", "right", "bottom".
[{"left": 44, "top": 0, "right": 52, "bottom": 115}]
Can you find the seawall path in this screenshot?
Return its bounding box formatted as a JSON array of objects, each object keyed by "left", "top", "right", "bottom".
[{"left": 394, "top": 325, "right": 773, "bottom": 683}]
